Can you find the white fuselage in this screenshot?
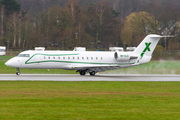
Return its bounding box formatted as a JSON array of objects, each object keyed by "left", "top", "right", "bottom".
[{"left": 5, "top": 50, "right": 149, "bottom": 71}]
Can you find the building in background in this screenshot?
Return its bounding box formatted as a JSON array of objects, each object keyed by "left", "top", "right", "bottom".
[{"left": 0, "top": 46, "right": 6, "bottom": 56}]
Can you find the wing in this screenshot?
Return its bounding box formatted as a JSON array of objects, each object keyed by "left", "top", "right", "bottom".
[{"left": 72, "top": 64, "right": 134, "bottom": 72}]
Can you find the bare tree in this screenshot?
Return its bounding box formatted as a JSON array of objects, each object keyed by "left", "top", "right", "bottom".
[
  {"left": 18, "top": 10, "right": 22, "bottom": 48},
  {"left": 9, "top": 12, "right": 21, "bottom": 48},
  {"left": 112, "top": 0, "right": 120, "bottom": 11},
  {"left": 0, "top": 6, "right": 4, "bottom": 37}
]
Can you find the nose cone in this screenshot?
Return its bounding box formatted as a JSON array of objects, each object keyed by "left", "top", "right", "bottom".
[
  {"left": 5, "top": 58, "right": 17, "bottom": 68},
  {"left": 5, "top": 60, "right": 12, "bottom": 66}
]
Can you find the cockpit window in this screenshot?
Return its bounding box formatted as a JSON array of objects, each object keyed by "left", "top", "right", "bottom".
[
  {"left": 23, "top": 54, "right": 30, "bottom": 57},
  {"left": 17, "top": 54, "right": 22, "bottom": 57},
  {"left": 17, "top": 54, "right": 30, "bottom": 57}
]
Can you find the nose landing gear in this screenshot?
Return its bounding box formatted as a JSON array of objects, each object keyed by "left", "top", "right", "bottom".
[{"left": 16, "top": 68, "right": 20, "bottom": 75}]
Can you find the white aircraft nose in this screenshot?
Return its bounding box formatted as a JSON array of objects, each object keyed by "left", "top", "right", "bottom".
[
  {"left": 5, "top": 57, "right": 21, "bottom": 68},
  {"left": 5, "top": 59, "right": 15, "bottom": 67},
  {"left": 5, "top": 60, "right": 11, "bottom": 66}
]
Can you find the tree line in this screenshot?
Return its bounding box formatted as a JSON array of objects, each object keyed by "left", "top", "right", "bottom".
[{"left": 0, "top": 0, "right": 180, "bottom": 50}]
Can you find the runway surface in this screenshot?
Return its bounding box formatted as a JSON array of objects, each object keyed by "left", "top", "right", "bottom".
[{"left": 0, "top": 74, "right": 180, "bottom": 81}]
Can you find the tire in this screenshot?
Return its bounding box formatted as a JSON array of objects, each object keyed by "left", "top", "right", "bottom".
[
  {"left": 89, "top": 71, "right": 96, "bottom": 76},
  {"left": 80, "top": 70, "right": 86, "bottom": 75},
  {"left": 16, "top": 72, "right": 20, "bottom": 75}
]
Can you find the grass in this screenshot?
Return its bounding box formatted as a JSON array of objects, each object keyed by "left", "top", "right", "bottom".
[
  {"left": 0, "top": 55, "right": 13, "bottom": 61},
  {"left": 1, "top": 55, "right": 180, "bottom": 119},
  {"left": 103, "top": 60, "right": 180, "bottom": 74},
  {"left": 0, "top": 81, "right": 180, "bottom": 120}
]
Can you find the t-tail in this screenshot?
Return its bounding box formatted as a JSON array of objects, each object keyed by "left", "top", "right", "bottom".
[{"left": 133, "top": 34, "right": 163, "bottom": 65}]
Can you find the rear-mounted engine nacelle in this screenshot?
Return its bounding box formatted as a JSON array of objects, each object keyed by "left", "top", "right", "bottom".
[{"left": 114, "top": 52, "right": 130, "bottom": 61}]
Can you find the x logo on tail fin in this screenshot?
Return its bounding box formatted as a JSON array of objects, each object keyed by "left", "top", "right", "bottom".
[
  {"left": 143, "top": 43, "right": 151, "bottom": 52},
  {"left": 140, "top": 42, "right": 151, "bottom": 59}
]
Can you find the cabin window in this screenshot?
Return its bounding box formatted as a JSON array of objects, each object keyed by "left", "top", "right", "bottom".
[
  {"left": 63, "top": 57, "right": 65, "bottom": 59},
  {"left": 73, "top": 57, "right": 75, "bottom": 59},
  {"left": 48, "top": 57, "right": 50, "bottom": 59},
  {"left": 53, "top": 57, "right": 55, "bottom": 59},
  {"left": 91, "top": 57, "right": 93, "bottom": 60},
  {"left": 87, "top": 57, "right": 88, "bottom": 60},
  {"left": 96, "top": 57, "right": 98, "bottom": 60},
  {"left": 77, "top": 57, "right": 79, "bottom": 59},
  {"left": 58, "top": 57, "right": 60, "bottom": 59},
  {"left": 68, "top": 57, "right": 70, "bottom": 59},
  {"left": 101, "top": 57, "right": 103, "bottom": 60},
  {"left": 82, "top": 57, "right": 84, "bottom": 59},
  {"left": 44, "top": 56, "right": 46, "bottom": 59}
]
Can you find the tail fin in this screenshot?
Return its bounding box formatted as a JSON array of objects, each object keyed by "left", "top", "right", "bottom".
[
  {"left": 133, "top": 34, "right": 163, "bottom": 64},
  {"left": 133, "top": 34, "right": 162, "bottom": 57},
  {"left": 133, "top": 34, "right": 174, "bottom": 64}
]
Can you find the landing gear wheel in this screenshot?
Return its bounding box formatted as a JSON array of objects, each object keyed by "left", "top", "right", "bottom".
[
  {"left": 16, "top": 68, "right": 20, "bottom": 75},
  {"left": 89, "top": 71, "right": 96, "bottom": 76},
  {"left": 80, "top": 70, "right": 86, "bottom": 75},
  {"left": 16, "top": 72, "right": 20, "bottom": 75}
]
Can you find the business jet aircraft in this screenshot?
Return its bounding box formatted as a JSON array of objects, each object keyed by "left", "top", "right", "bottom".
[{"left": 5, "top": 34, "right": 166, "bottom": 76}]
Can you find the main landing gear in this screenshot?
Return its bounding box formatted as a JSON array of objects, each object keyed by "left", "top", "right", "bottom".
[
  {"left": 16, "top": 68, "right": 20, "bottom": 75},
  {"left": 77, "top": 70, "right": 96, "bottom": 76},
  {"left": 79, "top": 70, "right": 86, "bottom": 75},
  {"left": 89, "top": 71, "right": 96, "bottom": 76}
]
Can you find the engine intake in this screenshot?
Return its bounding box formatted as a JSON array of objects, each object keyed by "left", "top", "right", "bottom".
[{"left": 114, "top": 52, "right": 130, "bottom": 61}]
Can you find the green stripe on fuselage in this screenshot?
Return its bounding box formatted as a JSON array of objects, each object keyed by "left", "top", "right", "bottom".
[
  {"left": 25, "top": 53, "right": 135, "bottom": 65},
  {"left": 25, "top": 53, "right": 79, "bottom": 64}
]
